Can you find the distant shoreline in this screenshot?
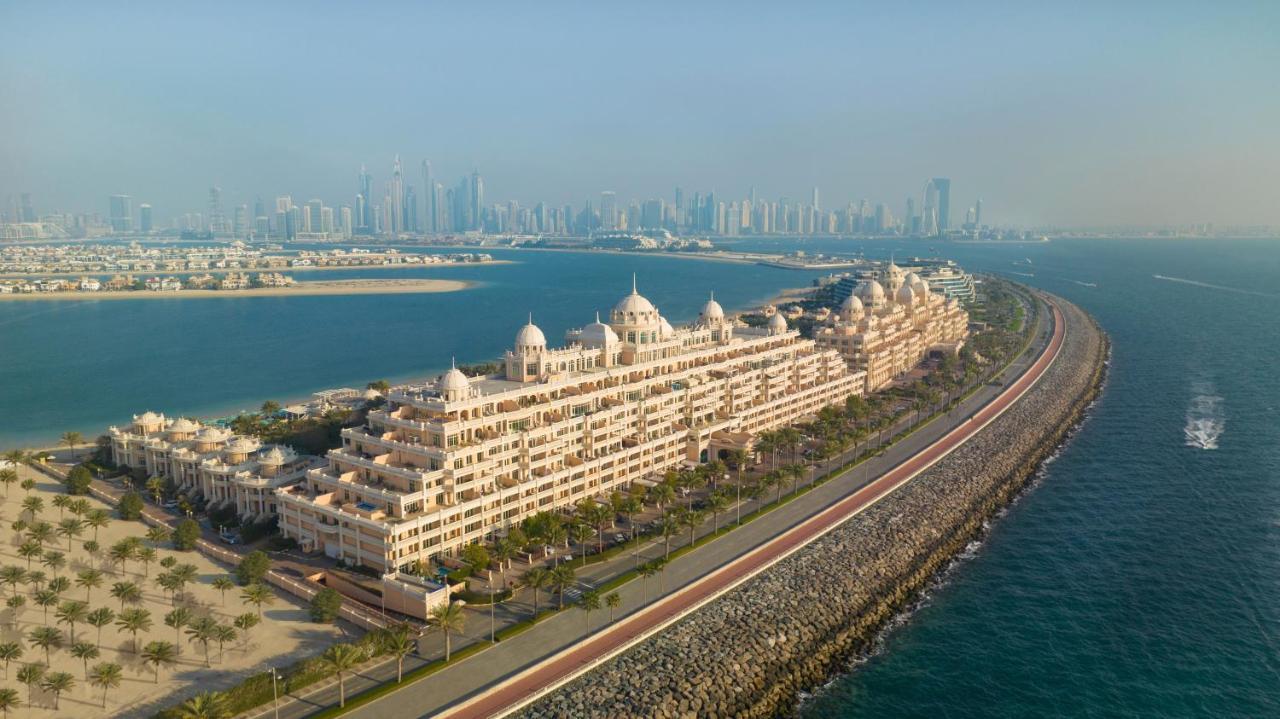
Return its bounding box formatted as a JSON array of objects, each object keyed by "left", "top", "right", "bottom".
[
  {"left": 0, "top": 277, "right": 474, "bottom": 301},
  {"left": 0, "top": 258, "right": 513, "bottom": 279}
]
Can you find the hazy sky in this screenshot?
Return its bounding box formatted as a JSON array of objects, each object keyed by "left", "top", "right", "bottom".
[{"left": 2, "top": 1, "right": 1278, "bottom": 227}]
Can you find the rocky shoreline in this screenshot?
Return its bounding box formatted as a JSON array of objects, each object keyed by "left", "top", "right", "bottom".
[{"left": 517, "top": 294, "right": 1109, "bottom": 719}]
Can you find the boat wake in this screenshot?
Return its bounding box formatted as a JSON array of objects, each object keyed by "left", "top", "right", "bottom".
[
  {"left": 1184, "top": 385, "right": 1224, "bottom": 450},
  {"left": 1153, "top": 275, "right": 1278, "bottom": 299}
]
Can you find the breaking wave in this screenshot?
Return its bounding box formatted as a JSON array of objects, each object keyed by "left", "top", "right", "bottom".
[{"left": 1153, "top": 275, "right": 1278, "bottom": 299}]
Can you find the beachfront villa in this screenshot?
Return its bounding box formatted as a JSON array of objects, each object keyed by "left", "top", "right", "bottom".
[
  {"left": 109, "top": 413, "right": 316, "bottom": 520},
  {"left": 273, "top": 282, "right": 867, "bottom": 573},
  {"left": 814, "top": 262, "right": 969, "bottom": 393}
]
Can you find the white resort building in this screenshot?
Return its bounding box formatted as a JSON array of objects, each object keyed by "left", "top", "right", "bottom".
[
  {"left": 273, "top": 282, "right": 866, "bottom": 573},
  {"left": 814, "top": 262, "right": 969, "bottom": 393},
  {"left": 109, "top": 413, "right": 316, "bottom": 520}
]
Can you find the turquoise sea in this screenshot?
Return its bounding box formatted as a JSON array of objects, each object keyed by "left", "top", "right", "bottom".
[{"left": 3, "top": 237, "right": 1279, "bottom": 716}]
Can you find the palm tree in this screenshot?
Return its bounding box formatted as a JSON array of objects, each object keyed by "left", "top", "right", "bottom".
[
  {"left": 116, "top": 608, "right": 152, "bottom": 653},
  {"left": 240, "top": 583, "right": 273, "bottom": 617},
  {"left": 164, "top": 607, "right": 193, "bottom": 655},
  {"left": 137, "top": 546, "right": 157, "bottom": 577},
  {"left": 61, "top": 431, "right": 83, "bottom": 459},
  {"left": 41, "top": 550, "right": 65, "bottom": 579},
  {"left": 492, "top": 539, "right": 516, "bottom": 591},
  {"left": 649, "top": 481, "right": 675, "bottom": 511},
  {"left": 108, "top": 542, "right": 134, "bottom": 575},
  {"left": 175, "top": 691, "right": 230, "bottom": 719},
  {"left": 52, "top": 495, "right": 71, "bottom": 520},
  {"left": 17, "top": 541, "right": 41, "bottom": 570},
  {"left": 86, "top": 607, "right": 114, "bottom": 646},
  {"left": 212, "top": 624, "right": 235, "bottom": 663},
  {"left": 524, "top": 567, "right": 550, "bottom": 616},
  {"left": 170, "top": 563, "right": 198, "bottom": 595},
  {"left": 89, "top": 661, "right": 122, "bottom": 709},
  {"left": 706, "top": 490, "right": 730, "bottom": 533},
  {"left": 28, "top": 625, "right": 62, "bottom": 665},
  {"left": 638, "top": 562, "right": 657, "bottom": 603},
  {"left": 0, "top": 469, "right": 16, "bottom": 498},
  {"left": 428, "top": 602, "right": 466, "bottom": 662},
  {"left": 186, "top": 616, "right": 217, "bottom": 667},
  {"left": 380, "top": 624, "right": 415, "bottom": 683},
  {"left": 69, "top": 498, "right": 90, "bottom": 518},
  {"left": 25, "top": 570, "right": 44, "bottom": 590},
  {"left": 42, "top": 670, "right": 74, "bottom": 710},
  {"left": 0, "top": 567, "right": 24, "bottom": 598},
  {"left": 56, "top": 518, "right": 84, "bottom": 552},
  {"left": 658, "top": 513, "right": 680, "bottom": 559},
  {"left": 110, "top": 581, "right": 141, "bottom": 611},
  {"left": 146, "top": 525, "right": 170, "bottom": 544},
  {"left": 16, "top": 663, "right": 43, "bottom": 707},
  {"left": 85, "top": 509, "right": 110, "bottom": 541},
  {"left": 70, "top": 641, "right": 99, "bottom": 679},
  {"left": 233, "top": 612, "right": 259, "bottom": 646},
  {"left": 550, "top": 564, "right": 576, "bottom": 609},
  {"left": 605, "top": 592, "right": 621, "bottom": 622},
  {"left": 56, "top": 600, "right": 88, "bottom": 643},
  {"left": 75, "top": 568, "right": 104, "bottom": 602},
  {"left": 4, "top": 595, "right": 24, "bottom": 629},
  {"left": 0, "top": 643, "right": 21, "bottom": 679},
  {"left": 141, "top": 640, "right": 177, "bottom": 683},
  {"left": 24, "top": 516, "right": 49, "bottom": 543},
  {"left": 0, "top": 687, "right": 18, "bottom": 718},
  {"left": 145, "top": 476, "right": 166, "bottom": 505},
  {"left": 210, "top": 576, "right": 234, "bottom": 605},
  {"left": 32, "top": 589, "right": 58, "bottom": 625},
  {"left": 320, "top": 643, "right": 365, "bottom": 707},
  {"left": 577, "top": 589, "right": 601, "bottom": 632}
]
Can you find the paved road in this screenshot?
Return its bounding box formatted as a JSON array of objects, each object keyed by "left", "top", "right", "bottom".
[
  {"left": 432, "top": 299, "right": 1066, "bottom": 719},
  {"left": 325, "top": 294, "right": 1060, "bottom": 719}
]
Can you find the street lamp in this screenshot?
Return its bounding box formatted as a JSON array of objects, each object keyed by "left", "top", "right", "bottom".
[{"left": 270, "top": 666, "right": 280, "bottom": 719}]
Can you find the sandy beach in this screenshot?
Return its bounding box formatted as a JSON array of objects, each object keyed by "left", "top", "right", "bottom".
[
  {"left": 0, "top": 259, "right": 513, "bottom": 279},
  {"left": 0, "top": 278, "right": 474, "bottom": 301}
]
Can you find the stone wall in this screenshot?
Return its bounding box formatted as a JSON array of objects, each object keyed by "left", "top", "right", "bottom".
[{"left": 517, "top": 296, "right": 1108, "bottom": 719}]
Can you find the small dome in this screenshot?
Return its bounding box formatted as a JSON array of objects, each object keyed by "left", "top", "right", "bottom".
[
  {"left": 225, "top": 437, "right": 260, "bottom": 455},
  {"left": 136, "top": 411, "right": 164, "bottom": 425},
  {"left": 840, "top": 294, "right": 864, "bottom": 314},
  {"left": 258, "top": 446, "right": 296, "bottom": 466},
  {"left": 896, "top": 284, "right": 916, "bottom": 304},
  {"left": 580, "top": 314, "right": 620, "bottom": 345},
  {"left": 767, "top": 313, "right": 788, "bottom": 332},
  {"left": 912, "top": 277, "right": 930, "bottom": 296},
  {"left": 440, "top": 366, "right": 470, "bottom": 393},
  {"left": 168, "top": 418, "right": 199, "bottom": 433},
  {"left": 515, "top": 320, "right": 547, "bottom": 350},
  {"left": 904, "top": 272, "right": 922, "bottom": 286},
  {"left": 699, "top": 295, "right": 725, "bottom": 323},
  {"left": 195, "top": 427, "right": 231, "bottom": 443},
  {"left": 659, "top": 317, "right": 675, "bottom": 338},
  {"left": 857, "top": 279, "right": 885, "bottom": 302}
]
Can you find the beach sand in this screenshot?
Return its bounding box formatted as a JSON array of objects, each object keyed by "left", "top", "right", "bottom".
[{"left": 0, "top": 278, "right": 473, "bottom": 301}]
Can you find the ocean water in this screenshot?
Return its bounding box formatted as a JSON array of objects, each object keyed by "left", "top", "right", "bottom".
[
  {"left": 3, "top": 237, "right": 1278, "bottom": 717},
  {"left": 0, "top": 249, "right": 831, "bottom": 448},
  {"left": 773, "top": 238, "right": 1280, "bottom": 718}
]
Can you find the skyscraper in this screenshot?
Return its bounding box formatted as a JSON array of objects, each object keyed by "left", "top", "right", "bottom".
[
  {"left": 469, "top": 170, "right": 484, "bottom": 230},
  {"left": 20, "top": 193, "right": 35, "bottom": 222},
  {"left": 390, "top": 156, "right": 404, "bottom": 234},
  {"left": 208, "top": 186, "right": 226, "bottom": 233},
  {"left": 812, "top": 186, "right": 820, "bottom": 213},
  {"left": 421, "top": 160, "right": 435, "bottom": 233},
  {"left": 109, "top": 195, "right": 133, "bottom": 232},
  {"left": 358, "top": 165, "right": 373, "bottom": 231},
  {"left": 307, "top": 199, "right": 323, "bottom": 233},
  {"left": 600, "top": 191, "right": 617, "bottom": 230},
  {"left": 139, "top": 203, "right": 153, "bottom": 233},
  {"left": 975, "top": 198, "right": 983, "bottom": 228},
  {"left": 930, "top": 177, "right": 951, "bottom": 232}
]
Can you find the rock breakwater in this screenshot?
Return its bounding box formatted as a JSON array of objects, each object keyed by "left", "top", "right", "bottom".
[{"left": 517, "top": 296, "right": 1108, "bottom": 719}]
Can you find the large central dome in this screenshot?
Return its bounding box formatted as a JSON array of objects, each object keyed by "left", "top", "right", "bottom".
[{"left": 610, "top": 276, "right": 660, "bottom": 328}]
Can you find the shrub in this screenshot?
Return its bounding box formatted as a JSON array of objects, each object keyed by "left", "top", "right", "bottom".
[
  {"left": 267, "top": 535, "right": 298, "bottom": 551},
  {"left": 172, "top": 518, "right": 200, "bottom": 550},
  {"left": 235, "top": 550, "right": 271, "bottom": 585},
  {"left": 65, "top": 464, "right": 93, "bottom": 495},
  {"left": 117, "top": 491, "right": 144, "bottom": 520},
  {"left": 309, "top": 588, "right": 343, "bottom": 623},
  {"left": 239, "top": 515, "right": 279, "bottom": 543}
]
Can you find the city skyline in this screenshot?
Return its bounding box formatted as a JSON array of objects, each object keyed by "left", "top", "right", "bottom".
[{"left": 3, "top": 2, "right": 1279, "bottom": 228}]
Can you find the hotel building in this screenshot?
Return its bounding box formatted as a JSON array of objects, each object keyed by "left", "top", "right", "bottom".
[
  {"left": 274, "top": 282, "right": 866, "bottom": 573},
  {"left": 814, "top": 262, "right": 969, "bottom": 392},
  {"left": 109, "top": 413, "right": 316, "bottom": 520}
]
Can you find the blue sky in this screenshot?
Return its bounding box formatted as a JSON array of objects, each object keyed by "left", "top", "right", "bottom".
[{"left": 2, "top": 1, "right": 1278, "bottom": 227}]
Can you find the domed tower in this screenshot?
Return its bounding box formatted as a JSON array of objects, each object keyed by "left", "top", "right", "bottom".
[
  {"left": 883, "top": 260, "right": 906, "bottom": 294},
  {"left": 766, "top": 312, "right": 788, "bottom": 336},
  {"left": 609, "top": 275, "right": 662, "bottom": 347},
  {"left": 895, "top": 283, "right": 916, "bottom": 307},
  {"left": 439, "top": 360, "right": 473, "bottom": 402},
  {"left": 857, "top": 278, "right": 887, "bottom": 311},
  {"left": 839, "top": 293, "right": 865, "bottom": 323},
  {"left": 697, "top": 291, "right": 732, "bottom": 343},
  {"left": 514, "top": 315, "right": 547, "bottom": 354}
]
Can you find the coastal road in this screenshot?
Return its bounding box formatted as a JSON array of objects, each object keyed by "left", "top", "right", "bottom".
[{"left": 339, "top": 294, "right": 1066, "bottom": 719}]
